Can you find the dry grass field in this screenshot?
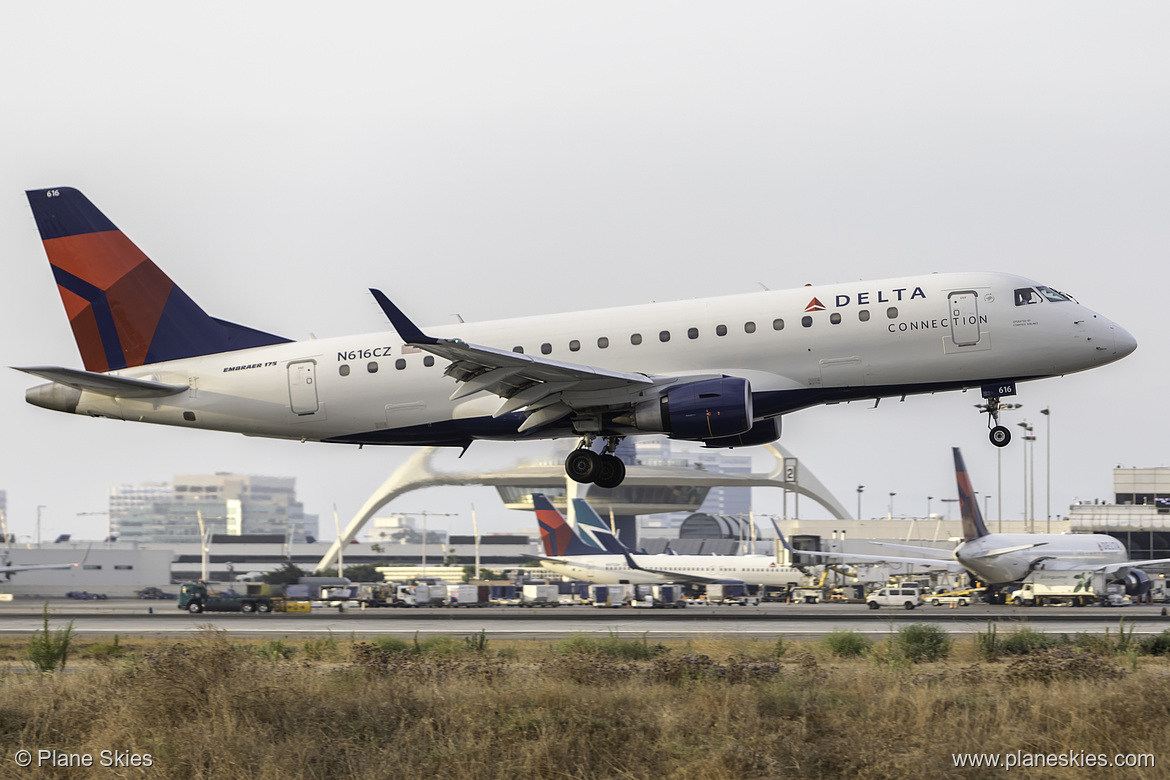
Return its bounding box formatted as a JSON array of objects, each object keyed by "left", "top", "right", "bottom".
[{"left": 1, "top": 623, "right": 1168, "bottom": 779}]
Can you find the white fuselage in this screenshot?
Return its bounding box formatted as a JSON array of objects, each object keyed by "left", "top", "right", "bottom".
[
  {"left": 31, "top": 271, "right": 1135, "bottom": 446},
  {"left": 954, "top": 533, "right": 1130, "bottom": 585},
  {"left": 540, "top": 553, "right": 809, "bottom": 586}
]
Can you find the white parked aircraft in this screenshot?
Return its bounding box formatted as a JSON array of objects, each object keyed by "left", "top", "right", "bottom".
[
  {"left": 533, "top": 495, "right": 807, "bottom": 587},
  {"left": 19, "top": 187, "right": 1136, "bottom": 487},
  {"left": 778, "top": 449, "right": 1170, "bottom": 603}
]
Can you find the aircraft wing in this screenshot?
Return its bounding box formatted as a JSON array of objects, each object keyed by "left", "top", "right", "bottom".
[
  {"left": 15, "top": 366, "right": 188, "bottom": 398},
  {"left": 371, "top": 289, "right": 703, "bottom": 432},
  {"left": 0, "top": 561, "right": 80, "bottom": 575},
  {"left": 772, "top": 520, "right": 961, "bottom": 571}
]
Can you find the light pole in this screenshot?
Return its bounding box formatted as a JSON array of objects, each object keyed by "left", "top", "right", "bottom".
[
  {"left": 856, "top": 485, "right": 864, "bottom": 522},
  {"left": 1018, "top": 421, "right": 1034, "bottom": 532},
  {"left": 941, "top": 498, "right": 958, "bottom": 522},
  {"left": 888, "top": 492, "right": 896, "bottom": 519},
  {"left": 926, "top": 496, "right": 933, "bottom": 520},
  {"left": 1041, "top": 407, "right": 1051, "bottom": 533}
]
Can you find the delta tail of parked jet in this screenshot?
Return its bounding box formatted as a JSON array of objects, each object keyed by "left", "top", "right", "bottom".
[
  {"left": 19, "top": 187, "right": 1136, "bottom": 487},
  {"left": 532, "top": 494, "right": 808, "bottom": 587},
  {"left": 778, "top": 449, "right": 1170, "bottom": 603}
]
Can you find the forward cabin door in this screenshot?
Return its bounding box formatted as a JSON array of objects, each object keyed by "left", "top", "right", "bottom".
[
  {"left": 287, "top": 360, "right": 319, "bottom": 415},
  {"left": 948, "top": 291, "right": 981, "bottom": 347}
]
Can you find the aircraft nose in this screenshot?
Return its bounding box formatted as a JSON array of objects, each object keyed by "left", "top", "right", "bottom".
[{"left": 1114, "top": 324, "right": 1138, "bottom": 358}]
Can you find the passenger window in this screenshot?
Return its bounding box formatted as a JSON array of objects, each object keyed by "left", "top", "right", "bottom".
[
  {"left": 569, "top": 340, "right": 581, "bottom": 352},
  {"left": 744, "top": 321, "right": 756, "bottom": 334},
  {"left": 339, "top": 364, "right": 350, "bottom": 377},
  {"left": 541, "top": 343, "right": 552, "bottom": 355},
  {"left": 395, "top": 359, "right": 406, "bottom": 370},
  {"left": 830, "top": 313, "right": 841, "bottom": 325},
  {"left": 859, "top": 310, "right": 870, "bottom": 322},
  {"left": 801, "top": 316, "right": 812, "bottom": 328},
  {"left": 716, "top": 324, "right": 728, "bottom": 337},
  {"left": 772, "top": 319, "right": 784, "bottom": 331},
  {"left": 423, "top": 356, "right": 434, "bottom": 367},
  {"left": 631, "top": 333, "right": 642, "bottom": 345},
  {"left": 597, "top": 337, "right": 609, "bottom": 349},
  {"left": 687, "top": 327, "right": 699, "bottom": 340},
  {"left": 659, "top": 330, "right": 670, "bottom": 343},
  {"left": 367, "top": 362, "right": 379, "bottom": 373},
  {"left": 887, "top": 307, "right": 898, "bottom": 319}
]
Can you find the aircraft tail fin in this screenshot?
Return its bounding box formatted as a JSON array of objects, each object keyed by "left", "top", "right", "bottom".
[
  {"left": 26, "top": 187, "right": 289, "bottom": 372},
  {"left": 532, "top": 494, "right": 601, "bottom": 557},
  {"left": 570, "top": 499, "right": 632, "bottom": 553},
  {"left": 954, "top": 447, "right": 991, "bottom": 541}
]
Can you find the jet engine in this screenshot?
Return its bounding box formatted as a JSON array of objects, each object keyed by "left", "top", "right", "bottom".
[
  {"left": 1121, "top": 568, "right": 1151, "bottom": 597},
  {"left": 630, "top": 377, "right": 753, "bottom": 441},
  {"left": 702, "top": 417, "right": 781, "bottom": 448}
]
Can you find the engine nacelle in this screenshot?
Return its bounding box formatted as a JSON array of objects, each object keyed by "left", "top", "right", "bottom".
[
  {"left": 702, "top": 417, "right": 781, "bottom": 448},
  {"left": 1122, "top": 568, "right": 1151, "bottom": 597},
  {"left": 632, "top": 377, "right": 752, "bottom": 441}
]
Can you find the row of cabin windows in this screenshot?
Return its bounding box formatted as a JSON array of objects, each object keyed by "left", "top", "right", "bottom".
[
  {"left": 337, "top": 307, "right": 904, "bottom": 370},
  {"left": 338, "top": 355, "right": 436, "bottom": 376},
  {"left": 515, "top": 308, "right": 900, "bottom": 355}
]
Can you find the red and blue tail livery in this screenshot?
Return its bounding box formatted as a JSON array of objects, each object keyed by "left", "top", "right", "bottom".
[{"left": 26, "top": 187, "right": 288, "bottom": 372}]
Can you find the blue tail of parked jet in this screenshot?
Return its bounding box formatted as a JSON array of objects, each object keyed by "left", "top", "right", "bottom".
[
  {"left": 569, "top": 499, "right": 631, "bottom": 553},
  {"left": 26, "top": 187, "right": 289, "bottom": 372},
  {"left": 534, "top": 494, "right": 608, "bottom": 557},
  {"left": 954, "top": 447, "right": 991, "bottom": 542}
]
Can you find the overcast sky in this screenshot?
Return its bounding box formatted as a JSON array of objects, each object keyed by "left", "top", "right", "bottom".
[{"left": 2, "top": 3, "right": 1167, "bottom": 543}]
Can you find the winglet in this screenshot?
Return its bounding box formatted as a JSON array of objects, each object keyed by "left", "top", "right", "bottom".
[
  {"left": 770, "top": 518, "right": 799, "bottom": 554},
  {"left": 369, "top": 289, "right": 438, "bottom": 345}
]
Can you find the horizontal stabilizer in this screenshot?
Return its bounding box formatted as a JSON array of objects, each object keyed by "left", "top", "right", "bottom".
[{"left": 15, "top": 366, "right": 188, "bottom": 398}]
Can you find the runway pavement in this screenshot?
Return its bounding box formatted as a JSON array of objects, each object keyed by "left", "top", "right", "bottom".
[{"left": 3, "top": 599, "right": 1168, "bottom": 640}]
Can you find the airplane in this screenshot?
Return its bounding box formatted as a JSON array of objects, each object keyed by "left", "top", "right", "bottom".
[
  {"left": 532, "top": 493, "right": 808, "bottom": 586},
  {"left": 18, "top": 187, "right": 1136, "bottom": 488},
  {"left": 776, "top": 448, "right": 1170, "bottom": 603},
  {"left": 0, "top": 512, "right": 85, "bottom": 580}
]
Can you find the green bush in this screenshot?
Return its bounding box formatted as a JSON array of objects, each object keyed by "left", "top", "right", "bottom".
[
  {"left": 895, "top": 623, "right": 952, "bottom": 663},
  {"left": 975, "top": 623, "right": 1000, "bottom": 661},
  {"left": 552, "top": 632, "right": 668, "bottom": 660},
  {"left": 1001, "top": 627, "right": 1064, "bottom": 655},
  {"left": 1139, "top": 629, "right": 1170, "bottom": 656},
  {"left": 822, "top": 629, "right": 872, "bottom": 658}
]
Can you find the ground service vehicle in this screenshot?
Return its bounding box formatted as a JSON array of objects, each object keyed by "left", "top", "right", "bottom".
[
  {"left": 178, "top": 581, "right": 273, "bottom": 614},
  {"left": 1008, "top": 571, "right": 1104, "bottom": 607},
  {"left": 866, "top": 585, "right": 925, "bottom": 610}
]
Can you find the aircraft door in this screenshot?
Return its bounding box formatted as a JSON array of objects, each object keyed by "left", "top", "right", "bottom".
[
  {"left": 288, "top": 360, "right": 319, "bottom": 415},
  {"left": 947, "top": 291, "right": 981, "bottom": 347}
]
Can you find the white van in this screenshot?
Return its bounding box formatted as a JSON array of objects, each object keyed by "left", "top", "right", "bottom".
[{"left": 866, "top": 586, "right": 924, "bottom": 610}]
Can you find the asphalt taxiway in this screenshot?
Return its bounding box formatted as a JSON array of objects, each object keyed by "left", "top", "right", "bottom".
[{"left": 2, "top": 599, "right": 1167, "bottom": 640}]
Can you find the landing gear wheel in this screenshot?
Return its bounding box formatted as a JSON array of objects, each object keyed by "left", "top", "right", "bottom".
[
  {"left": 594, "top": 454, "right": 626, "bottom": 489},
  {"left": 989, "top": 426, "right": 1011, "bottom": 447},
  {"left": 565, "top": 449, "right": 600, "bottom": 483}
]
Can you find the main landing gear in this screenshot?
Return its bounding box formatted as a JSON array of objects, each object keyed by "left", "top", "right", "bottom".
[
  {"left": 976, "top": 396, "right": 1012, "bottom": 448},
  {"left": 564, "top": 436, "right": 627, "bottom": 488}
]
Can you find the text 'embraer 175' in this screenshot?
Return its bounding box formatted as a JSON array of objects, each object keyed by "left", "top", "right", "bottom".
[{"left": 18, "top": 187, "right": 1136, "bottom": 486}]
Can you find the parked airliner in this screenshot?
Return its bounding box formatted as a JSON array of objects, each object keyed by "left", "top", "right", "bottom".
[
  {"left": 533, "top": 494, "right": 808, "bottom": 586},
  {"left": 19, "top": 187, "right": 1136, "bottom": 486},
  {"left": 778, "top": 449, "right": 1170, "bottom": 603}
]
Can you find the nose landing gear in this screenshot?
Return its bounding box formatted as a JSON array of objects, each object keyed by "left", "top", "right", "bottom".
[
  {"left": 976, "top": 395, "right": 1017, "bottom": 448},
  {"left": 564, "top": 436, "right": 627, "bottom": 488}
]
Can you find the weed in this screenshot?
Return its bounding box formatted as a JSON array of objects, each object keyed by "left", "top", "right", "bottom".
[
  {"left": 895, "top": 623, "right": 952, "bottom": 663},
  {"left": 822, "top": 629, "right": 872, "bottom": 658},
  {"left": 26, "top": 602, "right": 74, "bottom": 673},
  {"left": 1004, "top": 648, "right": 1127, "bottom": 683},
  {"left": 463, "top": 629, "right": 489, "bottom": 654},
  {"left": 1139, "top": 629, "right": 1170, "bottom": 656},
  {"left": 257, "top": 638, "right": 296, "bottom": 662},
  {"left": 302, "top": 633, "right": 339, "bottom": 661},
  {"left": 1000, "top": 626, "right": 1064, "bottom": 655},
  {"left": 975, "top": 622, "right": 999, "bottom": 661}
]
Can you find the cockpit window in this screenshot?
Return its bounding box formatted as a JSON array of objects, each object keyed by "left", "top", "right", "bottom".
[
  {"left": 1036, "top": 285, "right": 1072, "bottom": 303},
  {"left": 1014, "top": 288, "right": 1043, "bottom": 306}
]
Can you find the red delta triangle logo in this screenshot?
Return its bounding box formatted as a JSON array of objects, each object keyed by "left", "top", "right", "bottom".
[{"left": 805, "top": 298, "right": 826, "bottom": 312}]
